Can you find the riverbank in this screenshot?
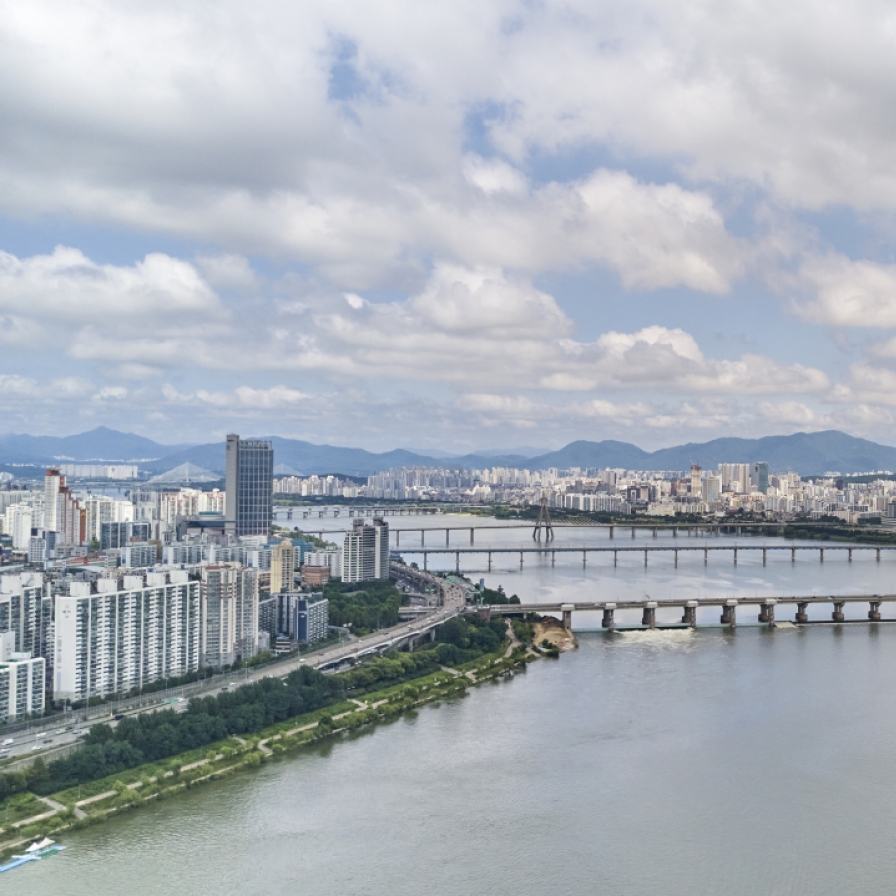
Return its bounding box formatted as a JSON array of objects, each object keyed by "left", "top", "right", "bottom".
[
  {"left": 532, "top": 617, "right": 578, "bottom": 652},
  {"left": 0, "top": 644, "right": 536, "bottom": 858}
]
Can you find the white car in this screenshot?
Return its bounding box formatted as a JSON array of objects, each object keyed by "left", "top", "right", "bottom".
[{"left": 2, "top": 738, "right": 13, "bottom": 746}]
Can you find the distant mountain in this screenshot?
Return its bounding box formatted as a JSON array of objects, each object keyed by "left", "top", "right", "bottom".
[
  {"left": 5, "top": 427, "right": 896, "bottom": 477},
  {"left": 525, "top": 440, "right": 652, "bottom": 471},
  {"left": 467, "top": 446, "right": 553, "bottom": 458},
  {"left": 0, "top": 426, "right": 188, "bottom": 464},
  {"left": 524, "top": 431, "right": 896, "bottom": 475}
]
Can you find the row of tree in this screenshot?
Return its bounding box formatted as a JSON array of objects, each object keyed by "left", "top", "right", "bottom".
[
  {"left": 324, "top": 580, "right": 406, "bottom": 634},
  {"left": 0, "top": 615, "right": 507, "bottom": 799}
]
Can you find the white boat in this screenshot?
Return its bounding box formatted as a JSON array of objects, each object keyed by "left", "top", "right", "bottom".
[{"left": 25, "top": 837, "right": 55, "bottom": 853}]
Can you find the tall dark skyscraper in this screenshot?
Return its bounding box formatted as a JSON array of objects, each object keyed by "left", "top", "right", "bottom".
[{"left": 225, "top": 434, "right": 274, "bottom": 537}]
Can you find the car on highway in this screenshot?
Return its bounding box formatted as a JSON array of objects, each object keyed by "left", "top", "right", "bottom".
[
  {"left": 0, "top": 748, "right": 9, "bottom": 755},
  {"left": 35, "top": 732, "right": 45, "bottom": 738},
  {"left": 31, "top": 745, "right": 42, "bottom": 751},
  {"left": 2, "top": 738, "right": 13, "bottom": 746}
]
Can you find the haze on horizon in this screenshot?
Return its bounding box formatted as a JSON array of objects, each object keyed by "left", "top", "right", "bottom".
[{"left": 2, "top": 1, "right": 896, "bottom": 453}]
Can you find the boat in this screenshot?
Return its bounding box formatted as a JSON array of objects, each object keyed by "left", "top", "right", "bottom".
[{"left": 0, "top": 838, "right": 66, "bottom": 873}]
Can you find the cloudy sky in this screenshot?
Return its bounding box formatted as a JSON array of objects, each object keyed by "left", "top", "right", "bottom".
[{"left": 2, "top": 0, "right": 896, "bottom": 451}]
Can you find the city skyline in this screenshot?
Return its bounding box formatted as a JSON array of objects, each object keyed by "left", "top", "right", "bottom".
[{"left": 2, "top": 3, "right": 896, "bottom": 451}]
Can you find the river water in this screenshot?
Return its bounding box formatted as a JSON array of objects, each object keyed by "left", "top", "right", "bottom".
[{"left": 16, "top": 513, "right": 896, "bottom": 894}]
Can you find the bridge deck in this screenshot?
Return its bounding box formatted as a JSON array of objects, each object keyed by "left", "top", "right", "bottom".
[{"left": 485, "top": 594, "right": 896, "bottom": 612}]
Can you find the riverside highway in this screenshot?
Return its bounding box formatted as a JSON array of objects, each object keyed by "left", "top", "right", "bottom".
[{"left": 0, "top": 579, "right": 468, "bottom": 767}]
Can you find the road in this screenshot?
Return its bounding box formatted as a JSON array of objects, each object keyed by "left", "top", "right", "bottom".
[{"left": 0, "top": 578, "right": 468, "bottom": 765}]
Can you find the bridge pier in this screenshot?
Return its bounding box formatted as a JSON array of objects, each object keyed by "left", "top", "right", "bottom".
[
  {"left": 832, "top": 601, "right": 845, "bottom": 623},
  {"left": 609, "top": 526, "right": 614, "bottom": 539},
  {"left": 446, "top": 529, "right": 450, "bottom": 546},
  {"left": 614, "top": 550, "right": 617, "bottom": 567},
  {"left": 644, "top": 549, "right": 648, "bottom": 567},
  {"left": 796, "top": 601, "right": 809, "bottom": 623},
  {"left": 869, "top": 600, "right": 882, "bottom": 621},
  {"left": 423, "top": 554, "right": 428, "bottom": 571},
  {"left": 721, "top": 599, "right": 737, "bottom": 628},
  {"left": 877, "top": 549, "right": 881, "bottom": 562},
  {"left": 820, "top": 548, "right": 824, "bottom": 562},
  {"left": 847, "top": 548, "right": 852, "bottom": 561},
  {"left": 681, "top": 600, "right": 698, "bottom": 627},
  {"left": 421, "top": 530, "right": 425, "bottom": 546},
  {"left": 470, "top": 528, "right": 474, "bottom": 545},
  {"left": 642, "top": 602, "right": 657, "bottom": 629},
  {"left": 551, "top": 551, "right": 555, "bottom": 566},
  {"left": 455, "top": 551, "right": 460, "bottom": 573},
  {"left": 653, "top": 527, "right": 658, "bottom": 537},
  {"left": 704, "top": 547, "right": 708, "bottom": 565},
  {"left": 674, "top": 549, "right": 678, "bottom": 568},
  {"left": 561, "top": 604, "right": 574, "bottom": 629},
  {"left": 632, "top": 527, "right": 636, "bottom": 538},
  {"left": 762, "top": 548, "right": 767, "bottom": 566},
  {"left": 758, "top": 599, "right": 776, "bottom": 627},
  {"left": 487, "top": 552, "right": 492, "bottom": 571},
  {"left": 396, "top": 530, "right": 400, "bottom": 546},
  {"left": 733, "top": 547, "right": 738, "bottom": 565},
  {"left": 792, "top": 547, "right": 796, "bottom": 562},
  {"left": 520, "top": 551, "right": 524, "bottom": 568},
  {"left": 602, "top": 604, "right": 616, "bottom": 630}
]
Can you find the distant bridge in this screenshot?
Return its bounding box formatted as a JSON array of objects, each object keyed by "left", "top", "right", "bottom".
[{"left": 402, "top": 543, "right": 896, "bottom": 572}]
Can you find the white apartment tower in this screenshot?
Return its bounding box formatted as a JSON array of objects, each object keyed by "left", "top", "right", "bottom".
[
  {"left": 200, "top": 565, "right": 260, "bottom": 668},
  {"left": 342, "top": 518, "right": 390, "bottom": 583},
  {"left": 54, "top": 572, "right": 201, "bottom": 702}
]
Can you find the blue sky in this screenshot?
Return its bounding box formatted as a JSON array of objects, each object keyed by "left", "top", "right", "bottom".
[{"left": 2, "top": 0, "right": 896, "bottom": 451}]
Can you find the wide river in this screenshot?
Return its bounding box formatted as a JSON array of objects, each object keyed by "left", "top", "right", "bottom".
[{"left": 16, "top": 512, "right": 896, "bottom": 894}]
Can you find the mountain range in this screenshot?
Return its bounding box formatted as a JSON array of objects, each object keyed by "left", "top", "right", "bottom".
[{"left": 2, "top": 427, "right": 896, "bottom": 476}]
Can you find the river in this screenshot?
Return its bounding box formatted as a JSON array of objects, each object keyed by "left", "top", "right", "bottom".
[{"left": 14, "top": 512, "right": 896, "bottom": 894}]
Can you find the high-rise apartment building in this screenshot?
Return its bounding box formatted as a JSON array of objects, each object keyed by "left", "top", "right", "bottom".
[
  {"left": 0, "top": 573, "right": 53, "bottom": 661},
  {"left": 43, "top": 469, "right": 85, "bottom": 546},
  {"left": 0, "top": 634, "right": 45, "bottom": 722},
  {"left": 751, "top": 461, "right": 770, "bottom": 495},
  {"left": 342, "top": 518, "right": 389, "bottom": 583},
  {"left": 690, "top": 464, "right": 702, "bottom": 499},
  {"left": 275, "top": 592, "right": 329, "bottom": 644},
  {"left": 225, "top": 434, "right": 274, "bottom": 537},
  {"left": 54, "top": 572, "right": 201, "bottom": 702},
  {"left": 270, "top": 539, "right": 295, "bottom": 593},
  {"left": 200, "top": 565, "right": 260, "bottom": 668}
]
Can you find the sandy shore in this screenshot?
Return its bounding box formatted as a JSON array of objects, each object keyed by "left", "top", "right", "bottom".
[{"left": 532, "top": 617, "right": 577, "bottom": 651}]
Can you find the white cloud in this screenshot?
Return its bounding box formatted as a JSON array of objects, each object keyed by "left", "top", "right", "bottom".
[
  {"left": 194, "top": 254, "right": 259, "bottom": 291},
  {"left": 164, "top": 384, "right": 310, "bottom": 409},
  {"left": 0, "top": 247, "right": 219, "bottom": 321},
  {"left": 795, "top": 254, "right": 896, "bottom": 327}
]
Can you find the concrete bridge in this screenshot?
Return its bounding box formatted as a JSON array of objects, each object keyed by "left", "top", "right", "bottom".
[
  {"left": 404, "top": 543, "right": 896, "bottom": 571},
  {"left": 482, "top": 593, "right": 896, "bottom": 630},
  {"left": 279, "top": 518, "right": 881, "bottom": 543}
]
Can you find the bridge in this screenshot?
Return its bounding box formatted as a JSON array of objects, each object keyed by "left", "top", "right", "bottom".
[
  {"left": 402, "top": 543, "right": 896, "bottom": 571},
  {"left": 277, "top": 517, "right": 868, "bottom": 543},
  {"left": 482, "top": 593, "right": 896, "bottom": 630}
]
